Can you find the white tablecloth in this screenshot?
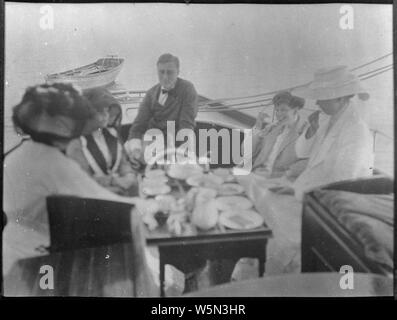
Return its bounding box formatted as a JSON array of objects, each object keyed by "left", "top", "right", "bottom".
[{"left": 235, "top": 174, "right": 303, "bottom": 275}]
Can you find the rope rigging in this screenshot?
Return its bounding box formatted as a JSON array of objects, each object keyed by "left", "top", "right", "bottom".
[
  {"left": 121, "top": 53, "right": 395, "bottom": 147},
  {"left": 121, "top": 52, "right": 393, "bottom": 114},
  {"left": 198, "top": 52, "right": 393, "bottom": 106},
  {"left": 199, "top": 62, "right": 394, "bottom": 111}
]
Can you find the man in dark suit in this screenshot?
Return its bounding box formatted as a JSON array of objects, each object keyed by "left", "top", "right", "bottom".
[{"left": 124, "top": 53, "right": 198, "bottom": 164}]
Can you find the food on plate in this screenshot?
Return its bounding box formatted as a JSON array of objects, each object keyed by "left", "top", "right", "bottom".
[
  {"left": 167, "top": 163, "right": 203, "bottom": 180},
  {"left": 186, "top": 173, "right": 223, "bottom": 188},
  {"left": 191, "top": 198, "right": 219, "bottom": 230},
  {"left": 190, "top": 188, "right": 219, "bottom": 230},
  {"left": 142, "top": 184, "right": 171, "bottom": 196},
  {"left": 139, "top": 199, "right": 162, "bottom": 230},
  {"left": 185, "top": 187, "right": 199, "bottom": 212},
  {"left": 170, "top": 198, "right": 187, "bottom": 214},
  {"left": 215, "top": 196, "right": 253, "bottom": 211},
  {"left": 217, "top": 183, "right": 244, "bottom": 196},
  {"left": 137, "top": 198, "right": 161, "bottom": 216},
  {"left": 155, "top": 194, "right": 177, "bottom": 213},
  {"left": 142, "top": 212, "right": 158, "bottom": 231},
  {"left": 195, "top": 187, "right": 218, "bottom": 203},
  {"left": 212, "top": 168, "right": 235, "bottom": 182},
  {"left": 219, "top": 209, "right": 264, "bottom": 230},
  {"left": 142, "top": 176, "right": 168, "bottom": 185},
  {"left": 154, "top": 211, "right": 169, "bottom": 226},
  {"left": 167, "top": 212, "right": 188, "bottom": 236},
  {"left": 228, "top": 215, "right": 252, "bottom": 227},
  {"left": 185, "top": 174, "right": 203, "bottom": 187},
  {"left": 185, "top": 187, "right": 218, "bottom": 214},
  {"left": 145, "top": 169, "right": 166, "bottom": 179}
]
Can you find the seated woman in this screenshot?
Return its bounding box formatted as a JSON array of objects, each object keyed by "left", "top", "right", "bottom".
[
  {"left": 67, "top": 88, "right": 138, "bottom": 195},
  {"left": 248, "top": 91, "right": 309, "bottom": 181},
  {"left": 3, "top": 83, "right": 143, "bottom": 276}
]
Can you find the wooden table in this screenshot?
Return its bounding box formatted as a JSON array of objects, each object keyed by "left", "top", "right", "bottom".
[
  {"left": 185, "top": 272, "right": 394, "bottom": 297},
  {"left": 3, "top": 242, "right": 157, "bottom": 297},
  {"left": 137, "top": 170, "right": 274, "bottom": 297},
  {"left": 145, "top": 224, "right": 272, "bottom": 297}
]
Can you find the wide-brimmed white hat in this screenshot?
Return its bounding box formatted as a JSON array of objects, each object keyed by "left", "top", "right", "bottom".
[{"left": 293, "top": 65, "right": 370, "bottom": 101}]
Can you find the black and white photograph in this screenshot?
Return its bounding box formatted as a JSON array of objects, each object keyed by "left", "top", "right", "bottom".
[{"left": 2, "top": 2, "right": 394, "bottom": 300}]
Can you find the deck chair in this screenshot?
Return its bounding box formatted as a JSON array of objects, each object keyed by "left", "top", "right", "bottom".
[
  {"left": 46, "top": 195, "right": 157, "bottom": 296},
  {"left": 4, "top": 196, "right": 158, "bottom": 296},
  {"left": 301, "top": 176, "right": 394, "bottom": 276}
]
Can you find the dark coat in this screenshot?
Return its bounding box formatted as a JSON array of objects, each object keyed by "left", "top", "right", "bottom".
[{"left": 128, "top": 78, "right": 198, "bottom": 140}]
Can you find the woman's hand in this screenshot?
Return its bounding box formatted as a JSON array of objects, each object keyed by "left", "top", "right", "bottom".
[
  {"left": 112, "top": 173, "right": 137, "bottom": 189},
  {"left": 124, "top": 139, "right": 145, "bottom": 168},
  {"left": 255, "top": 110, "right": 270, "bottom": 129},
  {"left": 253, "top": 167, "right": 271, "bottom": 178},
  {"left": 268, "top": 186, "right": 295, "bottom": 195},
  {"left": 305, "top": 110, "right": 320, "bottom": 139},
  {"left": 265, "top": 175, "right": 295, "bottom": 195},
  {"left": 127, "top": 149, "right": 144, "bottom": 169},
  {"left": 107, "top": 185, "right": 125, "bottom": 195},
  {"left": 94, "top": 175, "right": 113, "bottom": 187}
]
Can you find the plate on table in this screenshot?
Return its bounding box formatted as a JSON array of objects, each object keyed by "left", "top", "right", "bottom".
[
  {"left": 217, "top": 183, "right": 244, "bottom": 196},
  {"left": 142, "top": 184, "right": 171, "bottom": 196},
  {"left": 145, "top": 169, "right": 167, "bottom": 179},
  {"left": 142, "top": 176, "right": 168, "bottom": 185},
  {"left": 186, "top": 174, "right": 223, "bottom": 188},
  {"left": 219, "top": 209, "right": 264, "bottom": 230},
  {"left": 167, "top": 164, "right": 203, "bottom": 180},
  {"left": 215, "top": 196, "right": 253, "bottom": 211},
  {"left": 155, "top": 194, "right": 177, "bottom": 212},
  {"left": 212, "top": 168, "right": 235, "bottom": 182}
]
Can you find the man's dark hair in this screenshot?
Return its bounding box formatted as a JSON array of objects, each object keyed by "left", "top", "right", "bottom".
[{"left": 157, "top": 53, "right": 180, "bottom": 69}]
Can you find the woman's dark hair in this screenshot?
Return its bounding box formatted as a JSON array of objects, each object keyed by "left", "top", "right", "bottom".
[
  {"left": 83, "top": 88, "right": 122, "bottom": 130},
  {"left": 12, "top": 83, "right": 94, "bottom": 144},
  {"left": 272, "top": 91, "right": 305, "bottom": 109},
  {"left": 108, "top": 103, "right": 122, "bottom": 129},
  {"left": 83, "top": 88, "right": 112, "bottom": 112}
]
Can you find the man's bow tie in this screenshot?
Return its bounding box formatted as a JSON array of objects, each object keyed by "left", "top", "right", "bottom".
[{"left": 162, "top": 88, "right": 175, "bottom": 95}]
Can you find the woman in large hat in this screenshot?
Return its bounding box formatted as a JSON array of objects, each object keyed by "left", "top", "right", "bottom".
[{"left": 289, "top": 65, "right": 374, "bottom": 199}]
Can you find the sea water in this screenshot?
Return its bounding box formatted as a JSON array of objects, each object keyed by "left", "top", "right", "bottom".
[{"left": 4, "top": 3, "right": 393, "bottom": 174}]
